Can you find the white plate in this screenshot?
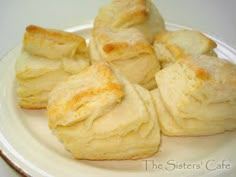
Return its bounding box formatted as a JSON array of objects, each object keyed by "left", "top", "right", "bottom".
[{"left": 0, "top": 23, "right": 236, "bottom": 177}]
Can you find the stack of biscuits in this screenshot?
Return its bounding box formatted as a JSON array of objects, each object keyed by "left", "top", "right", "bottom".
[
  {"left": 16, "top": 25, "right": 89, "bottom": 109},
  {"left": 15, "top": 0, "right": 236, "bottom": 160}
]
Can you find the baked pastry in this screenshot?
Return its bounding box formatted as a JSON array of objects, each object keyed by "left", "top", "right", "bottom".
[
  {"left": 16, "top": 25, "right": 89, "bottom": 109},
  {"left": 47, "top": 63, "right": 160, "bottom": 160},
  {"left": 89, "top": 27, "right": 160, "bottom": 89},
  {"left": 151, "top": 55, "right": 236, "bottom": 136},
  {"left": 94, "top": 0, "right": 166, "bottom": 43},
  {"left": 153, "top": 30, "right": 217, "bottom": 68}
]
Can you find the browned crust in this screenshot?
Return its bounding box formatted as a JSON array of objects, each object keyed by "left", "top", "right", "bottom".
[
  {"left": 60, "top": 83, "right": 124, "bottom": 118},
  {"left": 24, "top": 25, "right": 88, "bottom": 56},
  {"left": 93, "top": 28, "right": 151, "bottom": 48},
  {"left": 48, "top": 63, "right": 125, "bottom": 129},
  {"left": 92, "top": 28, "right": 155, "bottom": 62},
  {"left": 25, "top": 25, "right": 86, "bottom": 44},
  {"left": 19, "top": 105, "right": 46, "bottom": 110},
  {"left": 195, "top": 68, "right": 211, "bottom": 80},
  {"left": 0, "top": 149, "right": 31, "bottom": 177},
  {"left": 18, "top": 101, "right": 47, "bottom": 109},
  {"left": 103, "top": 43, "right": 128, "bottom": 53},
  {"left": 102, "top": 41, "right": 154, "bottom": 56},
  {"left": 179, "top": 55, "right": 212, "bottom": 80}
]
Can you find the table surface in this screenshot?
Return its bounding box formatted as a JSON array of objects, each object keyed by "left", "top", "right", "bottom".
[{"left": 0, "top": 0, "right": 235, "bottom": 176}]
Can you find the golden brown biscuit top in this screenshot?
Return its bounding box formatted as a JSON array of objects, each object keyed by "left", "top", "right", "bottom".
[
  {"left": 94, "top": 0, "right": 149, "bottom": 29},
  {"left": 48, "top": 63, "right": 124, "bottom": 129},
  {"left": 26, "top": 25, "right": 86, "bottom": 44},
  {"left": 179, "top": 55, "right": 236, "bottom": 84},
  {"left": 93, "top": 28, "right": 154, "bottom": 61},
  {"left": 24, "top": 25, "right": 88, "bottom": 59}
]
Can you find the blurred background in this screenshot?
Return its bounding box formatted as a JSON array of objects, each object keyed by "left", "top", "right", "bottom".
[{"left": 0, "top": 0, "right": 235, "bottom": 176}]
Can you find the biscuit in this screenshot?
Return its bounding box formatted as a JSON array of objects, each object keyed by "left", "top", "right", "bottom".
[
  {"left": 89, "top": 27, "right": 160, "bottom": 89},
  {"left": 153, "top": 30, "right": 217, "bottom": 68},
  {"left": 152, "top": 55, "right": 236, "bottom": 136},
  {"left": 47, "top": 63, "right": 160, "bottom": 160},
  {"left": 16, "top": 25, "right": 90, "bottom": 109},
  {"left": 94, "top": 0, "right": 166, "bottom": 42}
]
